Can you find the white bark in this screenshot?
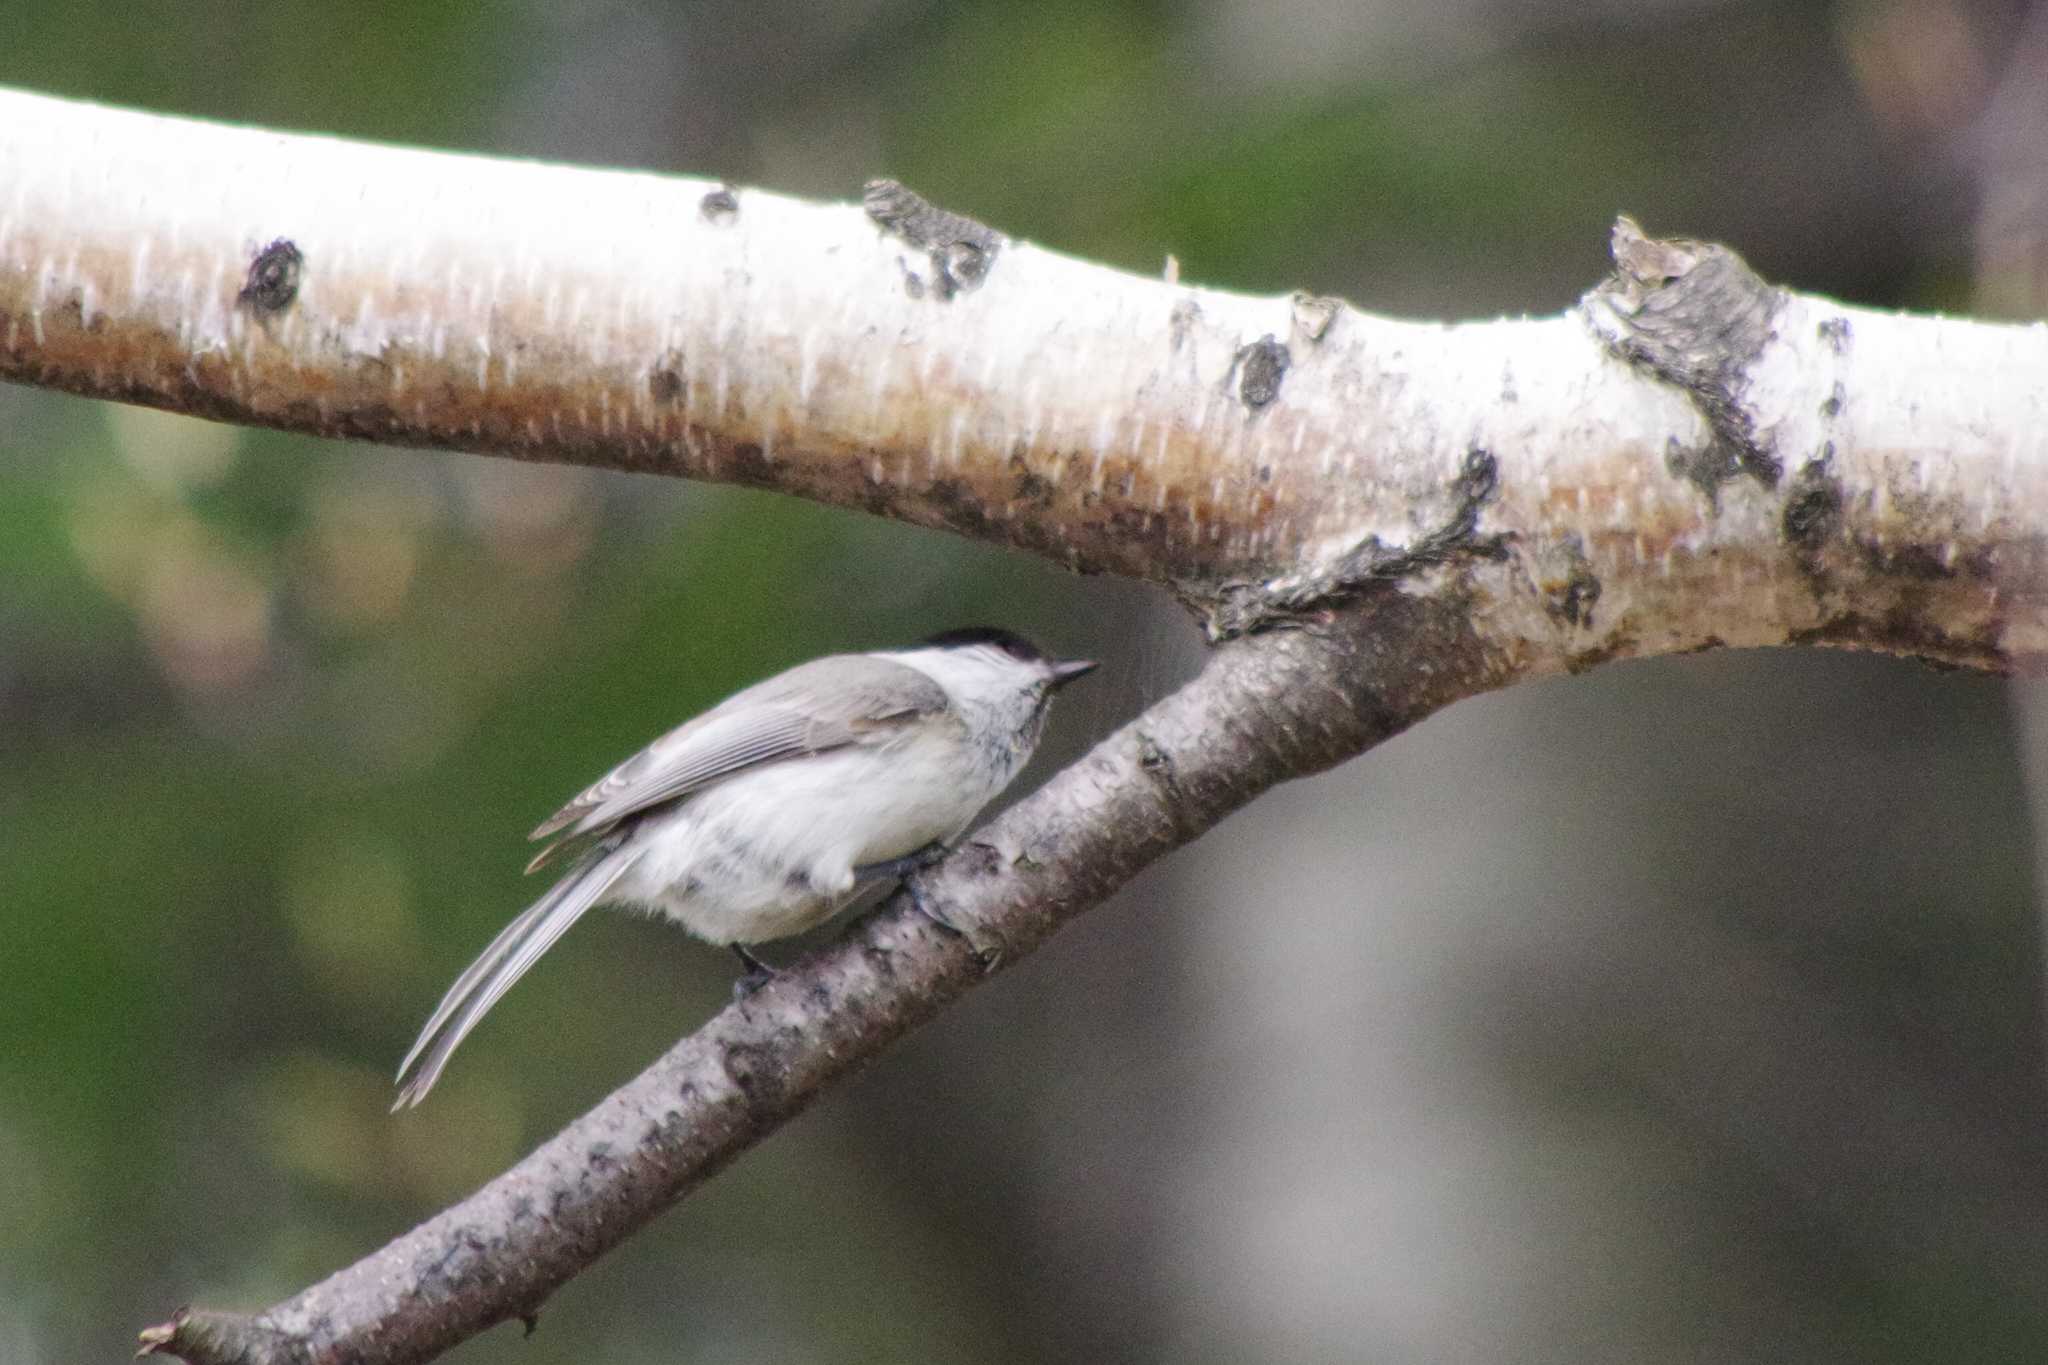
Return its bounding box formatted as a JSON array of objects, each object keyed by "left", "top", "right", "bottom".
[{"left": 5, "top": 87, "right": 2046, "bottom": 670}]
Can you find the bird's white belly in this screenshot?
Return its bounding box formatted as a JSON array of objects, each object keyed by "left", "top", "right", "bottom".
[{"left": 604, "top": 739, "right": 996, "bottom": 945}]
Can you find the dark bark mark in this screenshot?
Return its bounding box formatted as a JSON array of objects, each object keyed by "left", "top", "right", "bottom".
[
  {"left": 1540, "top": 536, "right": 1603, "bottom": 630},
  {"left": 237, "top": 239, "right": 303, "bottom": 314},
  {"left": 863, "top": 179, "right": 1001, "bottom": 301},
  {"left": 699, "top": 187, "right": 739, "bottom": 225},
  {"left": 1201, "top": 447, "right": 1511, "bottom": 637},
  {"left": 1587, "top": 218, "right": 1785, "bottom": 508},
  {"left": 1782, "top": 451, "right": 1844, "bottom": 586},
  {"left": 1233, "top": 335, "right": 1291, "bottom": 410}
]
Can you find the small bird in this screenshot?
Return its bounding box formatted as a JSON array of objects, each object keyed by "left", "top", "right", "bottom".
[{"left": 393, "top": 627, "right": 1096, "bottom": 1107}]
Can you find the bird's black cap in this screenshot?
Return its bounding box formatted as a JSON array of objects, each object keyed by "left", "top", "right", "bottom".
[
  {"left": 921, "top": 626, "right": 1049, "bottom": 661},
  {"left": 921, "top": 627, "right": 1097, "bottom": 688}
]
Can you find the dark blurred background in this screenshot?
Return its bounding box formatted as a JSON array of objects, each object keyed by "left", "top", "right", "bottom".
[{"left": 5, "top": 1, "right": 2048, "bottom": 1361}]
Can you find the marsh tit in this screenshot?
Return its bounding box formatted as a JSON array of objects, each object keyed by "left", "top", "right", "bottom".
[{"left": 392, "top": 627, "right": 1096, "bottom": 1107}]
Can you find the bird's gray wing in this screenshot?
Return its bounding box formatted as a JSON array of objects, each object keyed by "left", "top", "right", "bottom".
[
  {"left": 526, "top": 655, "right": 949, "bottom": 864},
  {"left": 393, "top": 840, "right": 642, "bottom": 1108}
]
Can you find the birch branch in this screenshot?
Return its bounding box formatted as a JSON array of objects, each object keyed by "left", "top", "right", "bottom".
[{"left": 5, "top": 86, "right": 2045, "bottom": 663}]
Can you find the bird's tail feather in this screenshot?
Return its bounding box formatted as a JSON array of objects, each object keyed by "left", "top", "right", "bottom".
[{"left": 392, "top": 842, "right": 640, "bottom": 1109}]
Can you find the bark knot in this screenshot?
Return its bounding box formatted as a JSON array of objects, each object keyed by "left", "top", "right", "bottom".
[
  {"left": 237, "top": 238, "right": 303, "bottom": 315},
  {"left": 1232, "top": 335, "right": 1291, "bottom": 410},
  {"left": 864, "top": 179, "right": 1001, "bottom": 301},
  {"left": 1583, "top": 216, "right": 1785, "bottom": 508},
  {"left": 699, "top": 187, "right": 739, "bottom": 225}
]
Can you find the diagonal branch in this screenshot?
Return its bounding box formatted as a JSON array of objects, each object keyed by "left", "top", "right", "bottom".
[{"left": 138, "top": 591, "right": 1496, "bottom": 1365}]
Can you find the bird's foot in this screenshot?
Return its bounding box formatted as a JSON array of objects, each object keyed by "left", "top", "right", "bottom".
[
  {"left": 900, "top": 876, "right": 1003, "bottom": 972},
  {"left": 731, "top": 943, "right": 778, "bottom": 999}
]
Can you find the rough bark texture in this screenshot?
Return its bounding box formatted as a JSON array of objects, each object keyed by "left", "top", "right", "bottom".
[
  {"left": 6, "top": 89, "right": 2048, "bottom": 663},
  {"left": 136, "top": 595, "right": 1496, "bottom": 1365}
]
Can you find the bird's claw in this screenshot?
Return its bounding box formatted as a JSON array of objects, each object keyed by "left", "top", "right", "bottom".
[
  {"left": 731, "top": 944, "right": 777, "bottom": 999},
  {"left": 902, "top": 874, "right": 1003, "bottom": 971}
]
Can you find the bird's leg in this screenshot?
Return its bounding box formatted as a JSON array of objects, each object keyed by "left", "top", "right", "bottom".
[
  {"left": 851, "top": 840, "right": 950, "bottom": 884},
  {"left": 731, "top": 943, "right": 777, "bottom": 999}
]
